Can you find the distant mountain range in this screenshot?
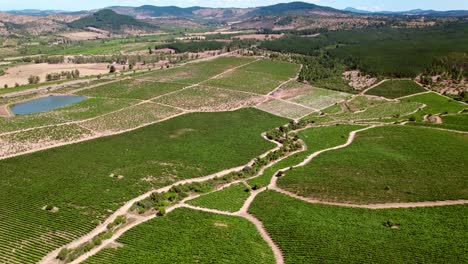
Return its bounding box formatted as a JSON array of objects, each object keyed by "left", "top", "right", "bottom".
[
  {"left": 0, "top": 2, "right": 467, "bottom": 37},
  {"left": 5, "top": 9, "right": 88, "bottom": 16},
  {"left": 343, "top": 7, "right": 468, "bottom": 17},
  {"left": 4, "top": 2, "right": 467, "bottom": 19}
]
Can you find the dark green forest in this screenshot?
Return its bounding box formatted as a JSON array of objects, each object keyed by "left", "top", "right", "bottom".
[{"left": 260, "top": 22, "right": 468, "bottom": 78}]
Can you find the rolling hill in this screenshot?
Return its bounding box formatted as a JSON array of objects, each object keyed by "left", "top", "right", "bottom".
[{"left": 68, "top": 9, "right": 158, "bottom": 33}]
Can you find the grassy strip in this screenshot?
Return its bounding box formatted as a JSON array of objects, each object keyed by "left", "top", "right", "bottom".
[{"left": 187, "top": 183, "right": 251, "bottom": 212}]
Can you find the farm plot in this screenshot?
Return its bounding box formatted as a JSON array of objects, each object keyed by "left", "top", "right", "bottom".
[
  {"left": 269, "top": 81, "right": 313, "bottom": 99},
  {"left": 248, "top": 124, "right": 363, "bottom": 189},
  {"left": 319, "top": 96, "right": 389, "bottom": 116},
  {"left": 45, "top": 97, "right": 138, "bottom": 122},
  {"left": 256, "top": 99, "right": 314, "bottom": 119},
  {"left": 80, "top": 102, "right": 181, "bottom": 133},
  {"left": 0, "top": 124, "right": 92, "bottom": 157},
  {"left": 250, "top": 191, "right": 468, "bottom": 264},
  {"left": 0, "top": 97, "right": 137, "bottom": 134},
  {"left": 187, "top": 183, "right": 251, "bottom": 212},
  {"left": 366, "top": 80, "right": 426, "bottom": 99},
  {"left": 0, "top": 113, "right": 59, "bottom": 134},
  {"left": 0, "top": 92, "right": 40, "bottom": 106},
  {"left": 77, "top": 79, "right": 186, "bottom": 100},
  {"left": 0, "top": 109, "right": 287, "bottom": 264},
  {"left": 155, "top": 86, "right": 264, "bottom": 112},
  {"left": 278, "top": 126, "right": 468, "bottom": 204},
  {"left": 330, "top": 101, "right": 422, "bottom": 121},
  {"left": 204, "top": 60, "right": 300, "bottom": 94},
  {"left": 142, "top": 57, "right": 256, "bottom": 84},
  {"left": 84, "top": 208, "right": 275, "bottom": 264},
  {"left": 287, "top": 86, "right": 351, "bottom": 110},
  {"left": 402, "top": 92, "right": 467, "bottom": 121},
  {"left": 345, "top": 95, "right": 387, "bottom": 112}
]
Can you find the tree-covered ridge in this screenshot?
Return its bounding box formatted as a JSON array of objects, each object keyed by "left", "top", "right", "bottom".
[
  {"left": 260, "top": 22, "right": 468, "bottom": 78},
  {"left": 68, "top": 9, "right": 157, "bottom": 33}
]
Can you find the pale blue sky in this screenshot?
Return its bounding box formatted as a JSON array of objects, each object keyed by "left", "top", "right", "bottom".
[{"left": 0, "top": 0, "right": 467, "bottom": 11}]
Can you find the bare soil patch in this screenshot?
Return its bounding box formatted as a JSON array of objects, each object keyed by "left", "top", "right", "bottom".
[
  {"left": 343, "top": 70, "right": 377, "bottom": 90},
  {"left": 58, "top": 31, "right": 109, "bottom": 41},
  {"left": 270, "top": 82, "right": 313, "bottom": 100},
  {"left": 0, "top": 63, "right": 123, "bottom": 87},
  {"left": 0, "top": 105, "right": 11, "bottom": 117},
  {"left": 424, "top": 115, "right": 443, "bottom": 124},
  {"left": 169, "top": 128, "right": 196, "bottom": 139},
  {"left": 234, "top": 34, "right": 284, "bottom": 40}
]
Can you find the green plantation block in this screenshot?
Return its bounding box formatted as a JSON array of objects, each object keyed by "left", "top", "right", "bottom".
[
  {"left": 204, "top": 69, "right": 284, "bottom": 94},
  {"left": 250, "top": 191, "right": 468, "bottom": 264},
  {"left": 47, "top": 97, "right": 138, "bottom": 121},
  {"left": 288, "top": 87, "right": 351, "bottom": 110},
  {"left": 0, "top": 124, "right": 93, "bottom": 157},
  {"left": 365, "top": 80, "right": 426, "bottom": 99},
  {"left": 80, "top": 102, "right": 182, "bottom": 132},
  {"left": 402, "top": 92, "right": 467, "bottom": 120},
  {"left": 0, "top": 108, "right": 287, "bottom": 264},
  {"left": 248, "top": 124, "right": 363, "bottom": 189},
  {"left": 239, "top": 60, "right": 300, "bottom": 80},
  {"left": 84, "top": 208, "right": 275, "bottom": 264},
  {"left": 331, "top": 101, "right": 422, "bottom": 121},
  {"left": 204, "top": 59, "right": 300, "bottom": 94},
  {"left": 154, "top": 86, "right": 262, "bottom": 111},
  {"left": 77, "top": 79, "right": 186, "bottom": 100},
  {"left": 256, "top": 99, "right": 314, "bottom": 119},
  {"left": 346, "top": 95, "right": 387, "bottom": 112},
  {"left": 187, "top": 183, "right": 251, "bottom": 212},
  {"left": 278, "top": 126, "right": 468, "bottom": 204},
  {"left": 144, "top": 57, "right": 255, "bottom": 84}
]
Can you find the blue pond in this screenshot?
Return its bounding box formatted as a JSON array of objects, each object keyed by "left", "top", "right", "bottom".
[{"left": 10, "top": 95, "right": 86, "bottom": 115}]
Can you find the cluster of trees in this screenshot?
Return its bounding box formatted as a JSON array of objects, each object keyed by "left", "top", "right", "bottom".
[
  {"left": 46, "top": 70, "right": 80, "bottom": 81},
  {"left": 57, "top": 215, "right": 126, "bottom": 262},
  {"left": 294, "top": 54, "right": 347, "bottom": 83},
  {"left": 420, "top": 53, "right": 467, "bottom": 85},
  {"left": 157, "top": 39, "right": 256, "bottom": 54},
  {"left": 69, "top": 53, "right": 193, "bottom": 66},
  {"left": 260, "top": 23, "right": 468, "bottom": 78},
  {"left": 28, "top": 75, "right": 40, "bottom": 84},
  {"left": 21, "top": 56, "right": 65, "bottom": 64},
  {"left": 157, "top": 41, "right": 225, "bottom": 53}
]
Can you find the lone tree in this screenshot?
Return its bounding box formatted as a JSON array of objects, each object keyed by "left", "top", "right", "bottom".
[{"left": 109, "top": 65, "right": 116, "bottom": 73}]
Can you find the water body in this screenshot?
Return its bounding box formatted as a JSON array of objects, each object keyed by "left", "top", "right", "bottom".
[{"left": 10, "top": 95, "right": 86, "bottom": 115}]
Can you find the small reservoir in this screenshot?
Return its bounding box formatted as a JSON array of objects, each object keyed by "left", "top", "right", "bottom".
[{"left": 10, "top": 95, "right": 86, "bottom": 115}]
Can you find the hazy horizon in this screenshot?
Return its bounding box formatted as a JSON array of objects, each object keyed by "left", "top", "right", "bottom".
[{"left": 1, "top": 0, "right": 467, "bottom": 12}]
